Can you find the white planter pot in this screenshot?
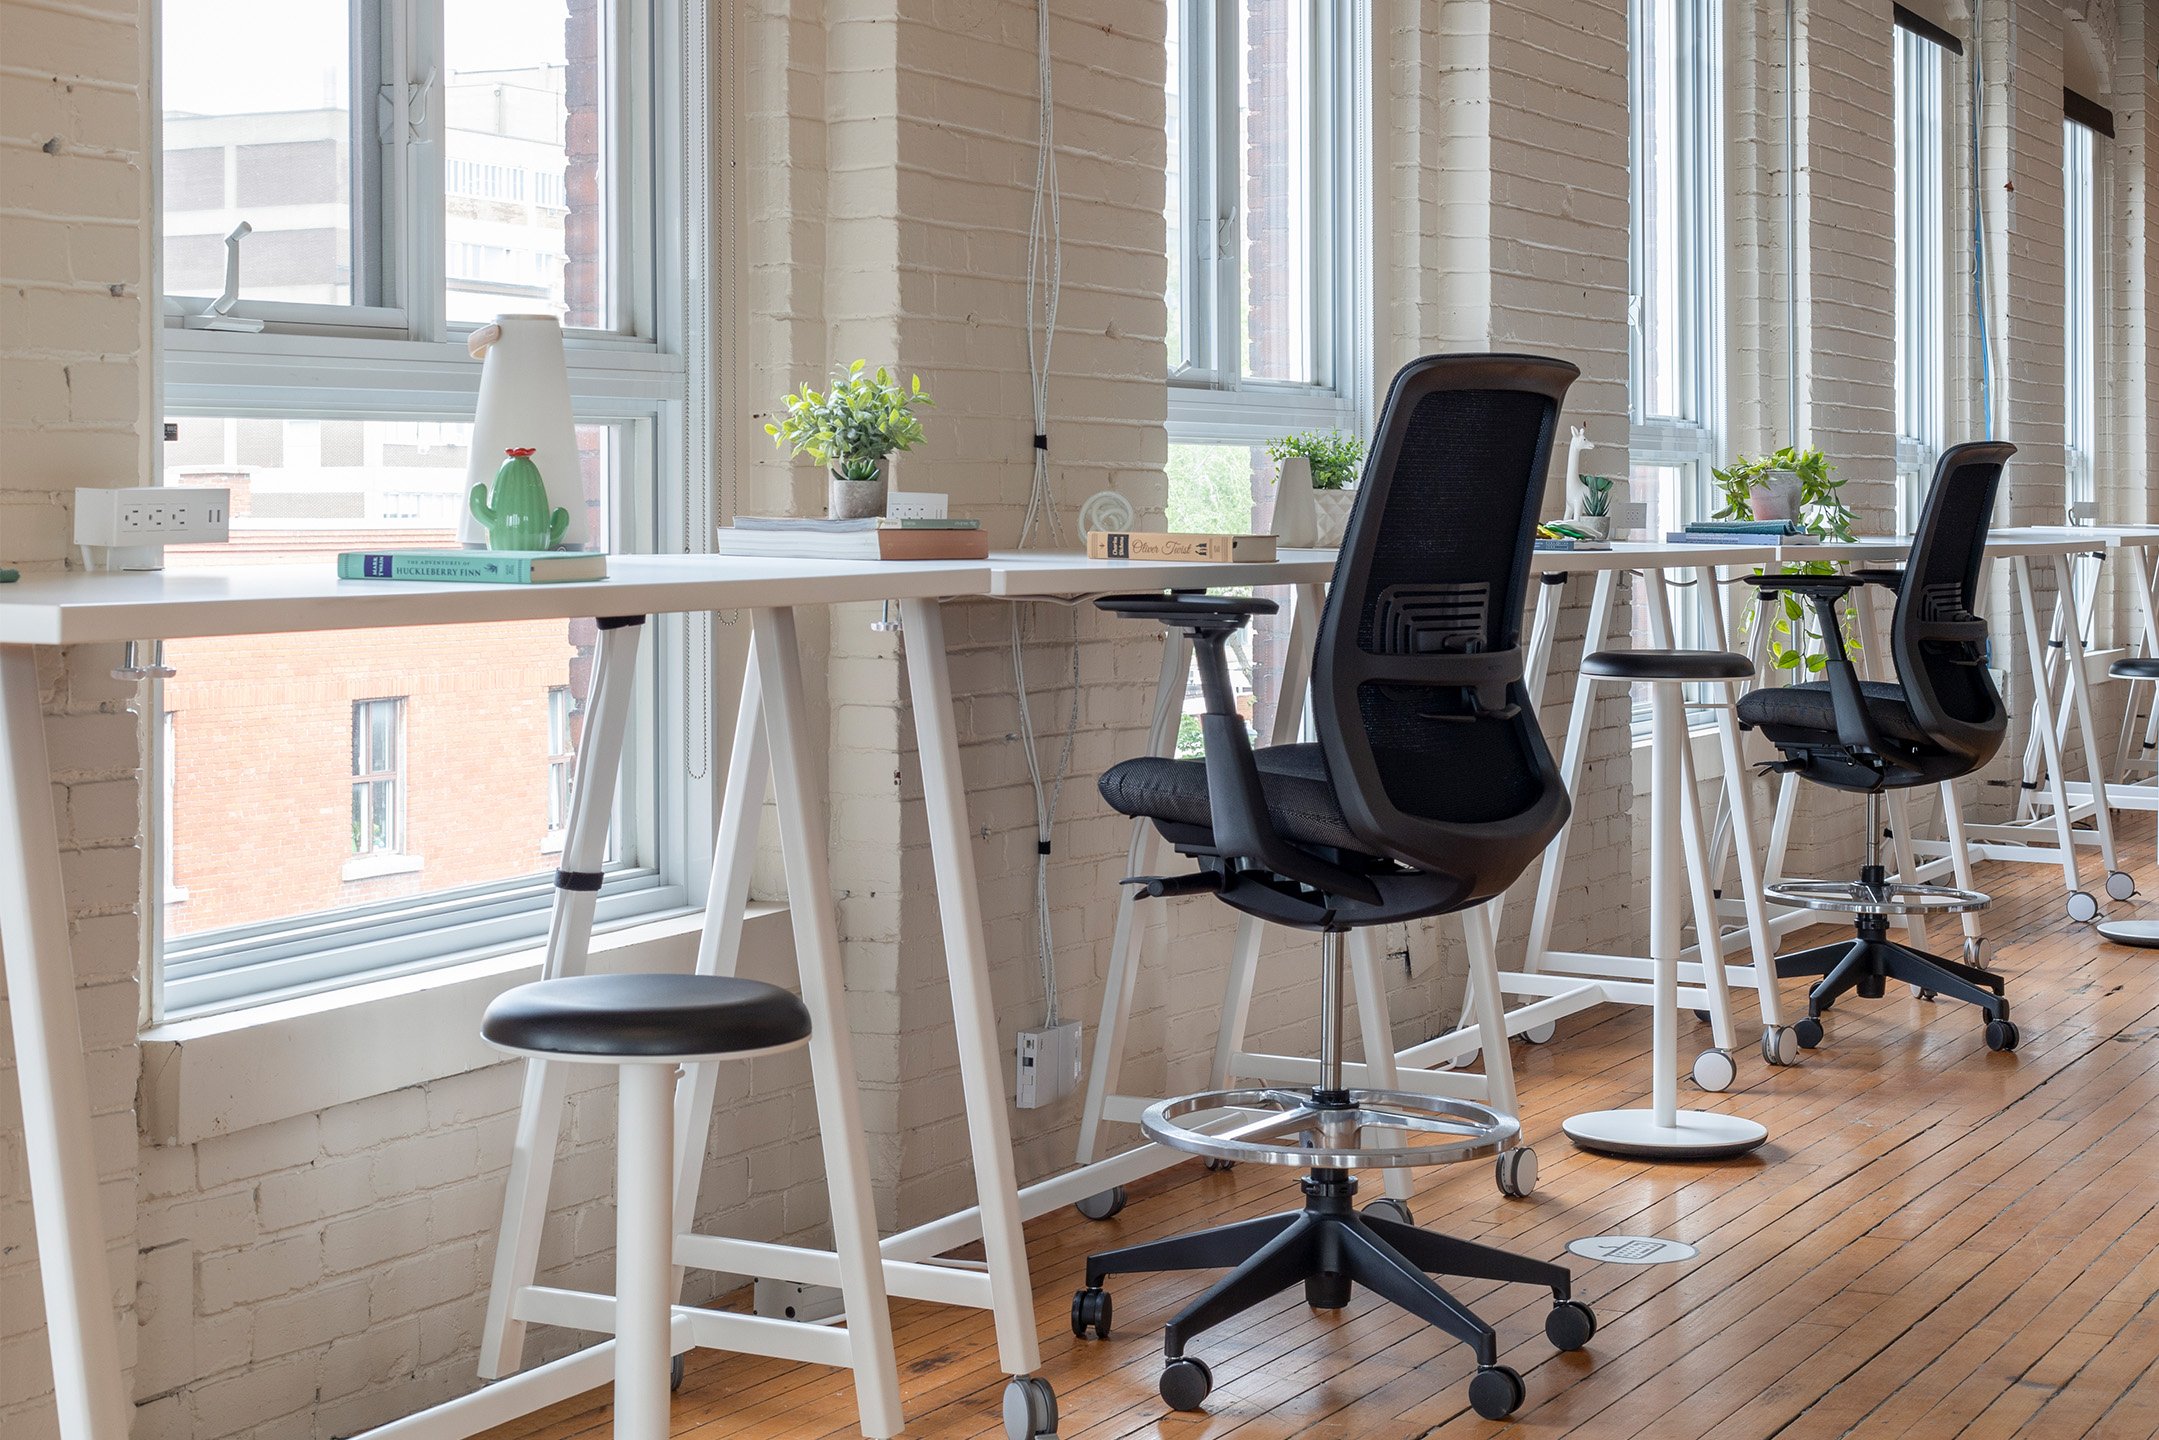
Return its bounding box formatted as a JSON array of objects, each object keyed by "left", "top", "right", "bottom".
[
  {"left": 1751, "top": 468, "right": 1803, "bottom": 523},
  {"left": 1270, "top": 455, "right": 1318, "bottom": 547},
  {"left": 827, "top": 457, "right": 889, "bottom": 519},
  {"left": 458, "top": 314, "right": 590, "bottom": 549},
  {"left": 1314, "top": 487, "right": 1357, "bottom": 548}
]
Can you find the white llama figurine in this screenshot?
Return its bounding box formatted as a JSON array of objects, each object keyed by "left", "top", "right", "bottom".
[{"left": 1562, "top": 425, "right": 1596, "bottom": 521}]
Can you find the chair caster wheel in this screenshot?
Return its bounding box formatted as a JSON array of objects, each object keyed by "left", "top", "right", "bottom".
[
  {"left": 1546, "top": 1299, "right": 1596, "bottom": 1351},
  {"left": 1363, "top": 1196, "right": 1413, "bottom": 1226},
  {"left": 2108, "top": 871, "right": 2137, "bottom": 902},
  {"left": 1496, "top": 1146, "right": 1538, "bottom": 1199},
  {"left": 1202, "top": 1156, "right": 1236, "bottom": 1173},
  {"left": 1306, "top": 1271, "right": 1351, "bottom": 1309},
  {"left": 1985, "top": 1018, "right": 2020, "bottom": 1052},
  {"left": 1693, "top": 1008, "right": 1711, "bottom": 1024},
  {"left": 1762, "top": 1026, "right": 1799, "bottom": 1067},
  {"left": 1449, "top": 1045, "right": 1481, "bottom": 1069},
  {"left": 1159, "top": 1356, "right": 1213, "bottom": 1411},
  {"left": 2067, "top": 890, "right": 2100, "bottom": 924},
  {"left": 1963, "top": 938, "right": 1989, "bottom": 970},
  {"left": 1913, "top": 985, "right": 1936, "bottom": 1001},
  {"left": 1468, "top": 1364, "right": 1526, "bottom": 1420},
  {"left": 1004, "top": 1376, "right": 1059, "bottom": 1439},
  {"left": 1794, "top": 1017, "right": 1824, "bottom": 1049},
  {"left": 1074, "top": 1186, "right": 1126, "bottom": 1221},
  {"left": 1070, "top": 1286, "right": 1112, "bottom": 1339},
  {"left": 1692, "top": 1048, "right": 1736, "bottom": 1093},
  {"left": 671, "top": 1355, "right": 685, "bottom": 1392},
  {"left": 1524, "top": 1021, "right": 1557, "bottom": 1044}
]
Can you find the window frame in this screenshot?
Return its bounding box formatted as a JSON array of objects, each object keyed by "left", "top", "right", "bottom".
[
  {"left": 1893, "top": 24, "right": 1949, "bottom": 533},
  {"left": 349, "top": 696, "right": 409, "bottom": 859},
  {"left": 1163, "top": 0, "right": 1370, "bottom": 449},
  {"left": 2062, "top": 115, "right": 2099, "bottom": 519},
  {"left": 1627, "top": 0, "right": 1723, "bottom": 532},
  {"left": 149, "top": 0, "right": 707, "bottom": 1021}
]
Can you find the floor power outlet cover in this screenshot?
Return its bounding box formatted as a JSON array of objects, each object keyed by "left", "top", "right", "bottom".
[
  {"left": 753, "top": 1278, "right": 845, "bottom": 1323},
  {"left": 1016, "top": 1020, "right": 1082, "bottom": 1109}
]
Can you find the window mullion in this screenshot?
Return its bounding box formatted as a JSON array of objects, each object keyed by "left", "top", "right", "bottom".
[
  {"left": 402, "top": 0, "right": 447, "bottom": 342},
  {"left": 1211, "top": 0, "right": 1240, "bottom": 386}
]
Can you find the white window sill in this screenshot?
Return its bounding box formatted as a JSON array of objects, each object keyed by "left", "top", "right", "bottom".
[
  {"left": 342, "top": 852, "right": 425, "bottom": 882},
  {"left": 139, "top": 902, "right": 791, "bottom": 1145},
  {"left": 541, "top": 831, "right": 567, "bottom": 856}
]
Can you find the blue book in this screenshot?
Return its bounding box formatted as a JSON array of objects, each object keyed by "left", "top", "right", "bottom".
[{"left": 336, "top": 549, "right": 607, "bottom": 584}]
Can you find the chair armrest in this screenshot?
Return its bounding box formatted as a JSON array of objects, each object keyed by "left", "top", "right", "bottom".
[
  {"left": 1847, "top": 568, "right": 1905, "bottom": 591},
  {"left": 1739, "top": 572, "right": 1870, "bottom": 599},
  {"left": 1095, "top": 592, "right": 1278, "bottom": 629}
]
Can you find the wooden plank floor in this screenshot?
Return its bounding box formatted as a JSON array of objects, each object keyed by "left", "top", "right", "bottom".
[{"left": 484, "top": 861, "right": 2159, "bottom": 1439}]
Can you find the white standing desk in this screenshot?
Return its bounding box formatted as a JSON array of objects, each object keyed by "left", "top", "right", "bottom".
[{"left": 0, "top": 556, "right": 1031, "bottom": 1440}]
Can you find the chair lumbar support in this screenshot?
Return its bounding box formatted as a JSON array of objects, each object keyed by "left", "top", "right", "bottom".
[{"left": 1077, "top": 929, "right": 1591, "bottom": 1424}]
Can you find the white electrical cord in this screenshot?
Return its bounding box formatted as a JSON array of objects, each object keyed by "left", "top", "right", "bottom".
[{"left": 1009, "top": 0, "right": 1078, "bottom": 1030}]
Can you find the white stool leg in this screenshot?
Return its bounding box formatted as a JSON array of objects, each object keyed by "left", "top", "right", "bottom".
[{"left": 615, "top": 1063, "right": 679, "bottom": 1440}]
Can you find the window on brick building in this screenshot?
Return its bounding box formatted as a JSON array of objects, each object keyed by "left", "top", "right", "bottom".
[
  {"left": 350, "top": 699, "right": 408, "bottom": 860},
  {"left": 2063, "top": 117, "right": 2099, "bottom": 519},
  {"left": 1628, "top": 0, "right": 1720, "bottom": 534},
  {"left": 1893, "top": 23, "right": 1949, "bottom": 532},
  {"left": 153, "top": 0, "right": 697, "bottom": 1018}
]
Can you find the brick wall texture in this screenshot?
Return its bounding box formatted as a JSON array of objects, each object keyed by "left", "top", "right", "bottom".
[{"left": 1, "top": 0, "right": 2154, "bottom": 1435}]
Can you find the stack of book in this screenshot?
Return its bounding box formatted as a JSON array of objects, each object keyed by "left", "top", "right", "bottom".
[
  {"left": 1084, "top": 530, "right": 1278, "bottom": 563},
  {"left": 1666, "top": 519, "right": 1816, "bottom": 546},
  {"left": 714, "top": 516, "right": 990, "bottom": 561}
]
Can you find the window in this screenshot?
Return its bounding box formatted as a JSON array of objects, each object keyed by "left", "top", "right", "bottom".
[
  {"left": 1893, "top": 24, "right": 1948, "bottom": 532},
  {"left": 155, "top": 0, "right": 697, "bottom": 1018},
  {"left": 1164, "top": 0, "right": 1367, "bottom": 488},
  {"left": 1628, "top": 0, "right": 1721, "bottom": 533},
  {"left": 350, "top": 699, "right": 408, "bottom": 862},
  {"left": 546, "top": 684, "right": 575, "bottom": 843},
  {"left": 2063, "top": 117, "right": 2098, "bottom": 519}
]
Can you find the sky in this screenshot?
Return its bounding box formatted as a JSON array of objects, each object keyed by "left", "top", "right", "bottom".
[{"left": 162, "top": 0, "right": 566, "bottom": 118}]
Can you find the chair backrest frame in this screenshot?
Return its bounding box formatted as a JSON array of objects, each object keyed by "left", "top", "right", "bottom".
[
  {"left": 1889, "top": 440, "right": 2014, "bottom": 768},
  {"left": 1310, "top": 353, "right": 1577, "bottom": 903}
]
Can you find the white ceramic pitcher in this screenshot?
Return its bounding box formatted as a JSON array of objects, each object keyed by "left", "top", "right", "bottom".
[{"left": 459, "top": 314, "right": 591, "bottom": 550}]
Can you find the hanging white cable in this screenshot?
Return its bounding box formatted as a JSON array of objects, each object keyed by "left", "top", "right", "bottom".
[{"left": 1008, "top": 0, "right": 1078, "bottom": 1031}]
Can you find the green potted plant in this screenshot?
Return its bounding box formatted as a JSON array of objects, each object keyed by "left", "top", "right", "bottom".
[
  {"left": 1264, "top": 430, "right": 1365, "bottom": 547},
  {"left": 1576, "top": 473, "right": 1617, "bottom": 540},
  {"left": 765, "top": 361, "right": 933, "bottom": 519},
  {"left": 1713, "top": 445, "right": 1861, "bottom": 671}
]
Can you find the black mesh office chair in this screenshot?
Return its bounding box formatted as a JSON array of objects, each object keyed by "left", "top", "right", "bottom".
[
  {"left": 1072, "top": 355, "right": 1594, "bottom": 1423},
  {"left": 1735, "top": 442, "right": 2017, "bottom": 1051}
]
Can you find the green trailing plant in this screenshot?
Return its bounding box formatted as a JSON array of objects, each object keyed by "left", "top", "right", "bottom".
[
  {"left": 1712, "top": 446, "right": 1862, "bottom": 673},
  {"left": 1265, "top": 429, "right": 1365, "bottom": 491},
  {"left": 1580, "top": 473, "right": 1615, "bottom": 519},
  {"left": 765, "top": 361, "right": 933, "bottom": 483}
]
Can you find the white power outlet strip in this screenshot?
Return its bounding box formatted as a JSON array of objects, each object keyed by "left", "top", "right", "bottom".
[
  {"left": 75, "top": 486, "right": 231, "bottom": 570},
  {"left": 1016, "top": 1020, "right": 1082, "bottom": 1109},
  {"left": 753, "top": 1277, "right": 845, "bottom": 1323}
]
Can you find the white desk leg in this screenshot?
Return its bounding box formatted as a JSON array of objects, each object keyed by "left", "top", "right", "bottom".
[
  {"left": 1647, "top": 572, "right": 1736, "bottom": 1049},
  {"left": 480, "top": 617, "right": 647, "bottom": 1378},
  {"left": 897, "top": 597, "right": 1043, "bottom": 1381},
  {"left": 1210, "top": 585, "right": 1320, "bottom": 1090},
  {"left": 0, "top": 646, "right": 131, "bottom": 1440},
  {"left": 755, "top": 608, "right": 904, "bottom": 1436},
  {"left": 1523, "top": 568, "right": 1619, "bottom": 970},
  {"left": 1346, "top": 928, "right": 1415, "bottom": 1204},
  {"left": 1940, "top": 780, "right": 1985, "bottom": 946},
  {"left": 2050, "top": 553, "right": 2126, "bottom": 889},
  {"left": 1461, "top": 904, "right": 1518, "bottom": 1119},
  {"left": 1076, "top": 627, "right": 1189, "bottom": 1165},
  {"left": 673, "top": 645, "right": 771, "bottom": 1244},
  {"left": 2011, "top": 556, "right": 2091, "bottom": 904}
]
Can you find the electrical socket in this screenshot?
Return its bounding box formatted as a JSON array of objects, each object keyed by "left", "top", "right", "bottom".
[
  {"left": 1016, "top": 1020, "right": 1083, "bottom": 1109},
  {"left": 75, "top": 486, "right": 231, "bottom": 570}
]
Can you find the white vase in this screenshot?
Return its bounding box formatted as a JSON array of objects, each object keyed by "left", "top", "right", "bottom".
[
  {"left": 1314, "top": 487, "right": 1357, "bottom": 548},
  {"left": 1271, "top": 455, "right": 1318, "bottom": 547},
  {"left": 458, "top": 315, "right": 590, "bottom": 550}
]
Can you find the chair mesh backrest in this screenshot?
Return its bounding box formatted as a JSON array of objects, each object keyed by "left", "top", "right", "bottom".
[
  {"left": 1891, "top": 441, "right": 2012, "bottom": 761},
  {"left": 1310, "top": 354, "right": 1577, "bottom": 899}
]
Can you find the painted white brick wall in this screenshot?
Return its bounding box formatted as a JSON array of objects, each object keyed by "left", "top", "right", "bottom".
[{"left": 3, "top": 1, "right": 2156, "bottom": 1436}]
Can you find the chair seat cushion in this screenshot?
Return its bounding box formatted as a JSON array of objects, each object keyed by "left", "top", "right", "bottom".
[
  {"left": 481, "top": 973, "right": 812, "bottom": 1060},
  {"left": 1582, "top": 649, "right": 1754, "bottom": 682},
  {"left": 1736, "top": 679, "right": 1932, "bottom": 746},
  {"left": 2110, "top": 656, "right": 2159, "bottom": 681},
  {"left": 1098, "top": 743, "right": 1364, "bottom": 853}
]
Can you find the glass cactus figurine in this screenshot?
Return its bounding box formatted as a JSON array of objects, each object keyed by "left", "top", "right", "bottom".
[{"left": 469, "top": 447, "right": 571, "bottom": 551}]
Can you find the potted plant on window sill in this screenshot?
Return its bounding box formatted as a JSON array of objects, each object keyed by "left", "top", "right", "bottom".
[
  {"left": 765, "top": 361, "right": 934, "bottom": 520},
  {"left": 1265, "top": 429, "right": 1366, "bottom": 548}
]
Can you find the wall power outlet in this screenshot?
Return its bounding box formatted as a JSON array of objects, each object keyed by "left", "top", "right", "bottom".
[
  {"left": 1016, "top": 1020, "right": 1083, "bottom": 1109},
  {"left": 75, "top": 486, "right": 231, "bottom": 570}
]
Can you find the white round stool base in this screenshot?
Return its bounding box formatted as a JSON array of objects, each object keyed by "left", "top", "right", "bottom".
[
  {"left": 2096, "top": 918, "right": 2159, "bottom": 948},
  {"left": 1562, "top": 1108, "right": 1768, "bottom": 1160}
]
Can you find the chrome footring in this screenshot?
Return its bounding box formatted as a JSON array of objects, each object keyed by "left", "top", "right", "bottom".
[
  {"left": 1764, "top": 878, "right": 1991, "bottom": 916},
  {"left": 1140, "top": 1087, "right": 1518, "bottom": 1170}
]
